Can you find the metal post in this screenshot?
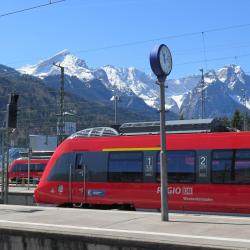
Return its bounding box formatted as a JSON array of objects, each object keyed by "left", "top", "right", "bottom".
[
  {"left": 1, "top": 130, "right": 5, "bottom": 201},
  {"left": 200, "top": 69, "right": 205, "bottom": 119},
  {"left": 60, "top": 66, "right": 65, "bottom": 143},
  {"left": 114, "top": 97, "right": 117, "bottom": 124},
  {"left": 113, "top": 96, "right": 119, "bottom": 124},
  {"left": 242, "top": 89, "right": 248, "bottom": 131},
  {"left": 4, "top": 129, "right": 9, "bottom": 204},
  {"left": 53, "top": 63, "right": 65, "bottom": 144},
  {"left": 27, "top": 147, "right": 32, "bottom": 190},
  {"left": 158, "top": 77, "right": 168, "bottom": 221}
]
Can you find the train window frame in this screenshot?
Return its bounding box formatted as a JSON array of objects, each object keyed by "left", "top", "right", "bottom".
[
  {"left": 108, "top": 151, "right": 144, "bottom": 183},
  {"left": 234, "top": 149, "right": 250, "bottom": 184},
  {"left": 156, "top": 150, "right": 196, "bottom": 184},
  {"left": 211, "top": 149, "right": 234, "bottom": 184}
]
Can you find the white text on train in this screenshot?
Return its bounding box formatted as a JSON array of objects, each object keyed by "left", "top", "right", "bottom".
[{"left": 156, "top": 186, "right": 193, "bottom": 195}]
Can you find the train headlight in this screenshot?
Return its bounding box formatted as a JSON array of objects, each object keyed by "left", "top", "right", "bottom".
[{"left": 58, "top": 185, "right": 64, "bottom": 193}]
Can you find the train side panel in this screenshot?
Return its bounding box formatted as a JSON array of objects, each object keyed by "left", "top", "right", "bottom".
[{"left": 35, "top": 132, "right": 250, "bottom": 213}]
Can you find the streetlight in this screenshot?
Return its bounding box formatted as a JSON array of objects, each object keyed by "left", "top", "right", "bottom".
[
  {"left": 150, "top": 44, "right": 172, "bottom": 221},
  {"left": 111, "top": 95, "right": 120, "bottom": 124}
]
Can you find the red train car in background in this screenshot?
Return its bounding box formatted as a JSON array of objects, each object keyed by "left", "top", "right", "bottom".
[
  {"left": 9, "top": 158, "right": 49, "bottom": 183},
  {"left": 35, "top": 119, "right": 250, "bottom": 214}
]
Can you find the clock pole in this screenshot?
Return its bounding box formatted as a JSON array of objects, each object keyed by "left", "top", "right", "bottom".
[
  {"left": 158, "top": 75, "right": 168, "bottom": 222},
  {"left": 150, "top": 44, "right": 172, "bottom": 222}
]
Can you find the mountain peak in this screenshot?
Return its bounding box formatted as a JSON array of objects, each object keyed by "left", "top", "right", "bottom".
[
  {"left": 40, "top": 49, "right": 72, "bottom": 66},
  {"left": 217, "top": 64, "right": 245, "bottom": 83},
  {"left": 19, "top": 50, "right": 92, "bottom": 80},
  {"left": 54, "top": 49, "right": 70, "bottom": 57}
]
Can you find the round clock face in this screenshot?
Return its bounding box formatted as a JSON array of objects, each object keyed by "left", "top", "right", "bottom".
[
  {"left": 149, "top": 44, "right": 172, "bottom": 78},
  {"left": 159, "top": 45, "right": 172, "bottom": 76}
]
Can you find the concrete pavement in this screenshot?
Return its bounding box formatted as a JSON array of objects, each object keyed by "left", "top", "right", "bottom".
[{"left": 0, "top": 205, "right": 249, "bottom": 249}]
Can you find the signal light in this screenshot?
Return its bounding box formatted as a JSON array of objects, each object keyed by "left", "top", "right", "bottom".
[{"left": 6, "top": 94, "right": 19, "bottom": 129}]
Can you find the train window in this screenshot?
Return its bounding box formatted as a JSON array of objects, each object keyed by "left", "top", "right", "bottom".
[
  {"left": 29, "top": 164, "right": 35, "bottom": 171},
  {"left": 235, "top": 150, "right": 250, "bottom": 183},
  {"left": 47, "top": 153, "right": 74, "bottom": 181},
  {"left": 235, "top": 150, "right": 250, "bottom": 159},
  {"left": 157, "top": 151, "right": 195, "bottom": 183},
  {"left": 212, "top": 150, "right": 233, "bottom": 160},
  {"left": 12, "top": 164, "right": 25, "bottom": 172},
  {"left": 12, "top": 163, "right": 45, "bottom": 172},
  {"left": 211, "top": 150, "right": 233, "bottom": 183},
  {"left": 12, "top": 165, "right": 19, "bottom": 172},
  {"left": 108, "top": 152, "right": 143, "bottom": 183},
  {"left": 85, "top": 152, "right": 108, "bottom": 182},
  {"left": 19, "top": 164, "right": 28, "bottom": 172},
  {"left": 33, "top": 164, "right": 46, "bottom": 172},
  {"left": 72, "top": 154, "right": 85, "bottom": 182}
]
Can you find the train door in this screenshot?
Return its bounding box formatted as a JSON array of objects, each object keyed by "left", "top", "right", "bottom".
[
  {"left": 142, "top": 151, "right": 159, "bottom": 207},
  {"left": 70, "top": 153, "right": 87, "bottom": 204}
]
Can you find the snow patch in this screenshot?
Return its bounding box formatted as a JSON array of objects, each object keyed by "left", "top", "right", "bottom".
[{"left": 171, "top": 95, "right": 184, "bottom": 109}]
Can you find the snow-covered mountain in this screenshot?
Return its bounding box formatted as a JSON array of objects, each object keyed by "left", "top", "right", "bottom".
[
  {"left": 19, "top": 49, "right": 94, "bottom": 81},
  {"left": 19, "top": 50, "right": 196, "bottom": 113},
  {"left": 19, "top": 50, "right": 180, "bottom": 119},
  {"left": 19, "top": 50, "right": 250, "bottom": 119},
  {"left": 180, "top": 65, "right": 250, "bottom": 118}
]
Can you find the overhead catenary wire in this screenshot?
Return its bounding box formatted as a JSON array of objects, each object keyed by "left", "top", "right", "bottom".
[
  {"left": 1, "top": 48, "right": 250, "bottom": 84},
  {"left": 1, "top": 21, "right": 250, "bottom": 67},
  {"left": 0, "top": 0, "right": 66, "bottom": 18},
  {"left": 71, "top": 23, "right": 250, "bottom": 54},
  {"left": 0, "top": 15, "right": 250, "bottom": 123},
  {"left": 175, "top": 52, "right": 250, "bottom": 66}
]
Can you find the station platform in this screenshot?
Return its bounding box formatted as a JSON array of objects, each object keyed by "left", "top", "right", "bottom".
[
  {"left": 0, "top": 205, "right": 249, "bottom": 249},
  {"left": 0, "top": 186, "right": 35, "bottom": 205}
]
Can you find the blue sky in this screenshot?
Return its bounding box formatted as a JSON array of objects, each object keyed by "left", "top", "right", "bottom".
[{"left": 1, "top": 0, "right": 250, "bottom": 79}]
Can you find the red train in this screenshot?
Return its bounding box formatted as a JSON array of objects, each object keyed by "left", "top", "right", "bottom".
[
  {"left": 34, "top": 121, "right": 250, "bottom": 214},
  {"left": 9, "top": 158, "right": 49, "bottom": 183}
]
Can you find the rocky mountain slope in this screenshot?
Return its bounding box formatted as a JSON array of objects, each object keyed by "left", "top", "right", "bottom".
[{"left": 19, "top": 50, "right": 250, "bottom": 119}]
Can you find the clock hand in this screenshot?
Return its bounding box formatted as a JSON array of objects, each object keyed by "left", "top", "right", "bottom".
[{"left": 163, "top": 54, "right": 167, "bottom": 64}]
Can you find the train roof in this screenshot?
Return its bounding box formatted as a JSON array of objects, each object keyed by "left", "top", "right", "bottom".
[
  {"left": 69, "top": 127, "right": 119, "bottom": 139},
  {"left": 68, "top": 118, "right": 237, "bottom": 139},
  {"left": 119, "top": 118, "right": 236, "bottom": 135},
  {"left": 11, "top": 158, "right": 50, "bottom": 165},
  {"left": 19, "top": 151, "right": 53, "bottom": 159}
]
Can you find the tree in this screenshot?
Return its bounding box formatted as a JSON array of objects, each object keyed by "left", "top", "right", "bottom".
[{"left": 231, "top": 109, "right": 242, "bottom": 130}]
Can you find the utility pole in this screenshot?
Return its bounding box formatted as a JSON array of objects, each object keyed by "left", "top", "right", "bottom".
[
  {"left": 1, "top": 130, "right": 5, "bottom": 202},
  {"left": 53, "top": 64, "right": 65, "bottom": 144},
  {"left": 242, "top": 89, "right": 248, "bottom": 131},
  {"left": 200, "top": 69, "right": 205, "bottom": 119},
  {"left": 114, "top": 96, "right": 118, "bottom": 125},
  {"left": 111, "top": 95, "right": 120, "bottom": 124},
  {"left": 4, "top": 129, "right": 9, "bottom": 204}
]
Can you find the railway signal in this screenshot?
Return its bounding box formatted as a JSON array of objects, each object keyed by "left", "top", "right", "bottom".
[
  {"left": 3, "top": 93, "right": 19, "bottom": 204},
  {"left": 6, "top": 93, "right": 19, "bottom": 129}
]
